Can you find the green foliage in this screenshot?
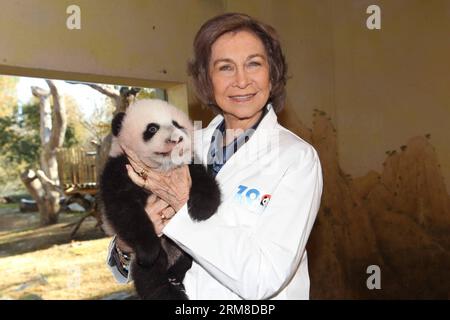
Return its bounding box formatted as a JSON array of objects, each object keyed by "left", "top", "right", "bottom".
[
  {"left": 0, "top": 101, "right": 79, "bottom": 194},
  {"left": 0, "top": 102, "right": 41, "bottom": 165},
  {"left": 136, "top": 88, "right": 167, "bottom": 101},
  {"left": 0, "top": 101, "right": 80, "bottom": 164},
  {"left": 64, "top": 126, "right": 78, "bottom": 148},
  {"left": 0, "top": 76, "right": 19, "bottom": 117}
]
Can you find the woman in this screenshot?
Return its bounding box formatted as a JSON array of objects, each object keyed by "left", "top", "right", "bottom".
[{"left": 107, "top": 12, "right": 323, "bottom": 300}]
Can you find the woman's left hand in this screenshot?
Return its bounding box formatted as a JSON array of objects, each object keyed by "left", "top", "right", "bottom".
[
  {"left": 144, "top": 194, "right": 176, "bottom": 236},
  {"left": 122, "top": 144, "right": 192, "bottom": 212}
]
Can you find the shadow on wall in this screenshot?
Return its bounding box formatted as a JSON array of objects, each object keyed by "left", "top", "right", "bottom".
[{"left": 278, "top": 109, "right": 450, "bottom": 299}]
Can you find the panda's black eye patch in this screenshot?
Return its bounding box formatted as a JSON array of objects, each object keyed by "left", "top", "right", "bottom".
[
  {"left": 172, "top": 121, "right": 184, "bottom": 130},
  {"left": 143, "top": 123, "right": 160, "bottom": 141}
]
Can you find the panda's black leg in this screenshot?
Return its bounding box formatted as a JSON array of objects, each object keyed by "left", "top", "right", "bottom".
[
  {"left": 105, "top": 197, "right": 162, "bottom": 268},
  {"left": 132, "top": 255, "right": 188, "bottom": 300},
  {"left": 111, "top": 207, "right": 186, "bottom": 299},
  {"left": 101, "top": 155, "right": 192, "bottom": 300},
  {"left": 167, "top": 250, "right": 193, "bottom": 283},
  {"left": 132, "top": 235, "right": 162, "bottom": 268}
]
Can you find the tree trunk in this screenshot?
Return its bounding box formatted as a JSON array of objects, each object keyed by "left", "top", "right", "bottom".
[
  {"left": 23, "top": 80, "right": 67, "bottom": 226},
  {"left": 20, "top": 169, "right": 59, "bottom": 225}
]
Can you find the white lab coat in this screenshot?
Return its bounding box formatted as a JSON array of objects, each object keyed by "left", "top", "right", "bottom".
[{"left": 163, "top": 104, "right": 323, "bottom": 300}]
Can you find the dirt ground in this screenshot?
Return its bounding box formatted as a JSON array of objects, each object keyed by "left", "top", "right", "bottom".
[{"left": 0, "top": 204, "right": 135, "bottom": 299}]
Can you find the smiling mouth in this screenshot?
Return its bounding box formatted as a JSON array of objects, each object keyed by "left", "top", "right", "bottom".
[{"left": 229, "top": 93, "right": 257, "bottom": 102}]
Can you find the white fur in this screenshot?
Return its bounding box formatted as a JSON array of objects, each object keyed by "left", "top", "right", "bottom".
[{"left": 110, "top": 99, "right": 194, "bottom": 171}]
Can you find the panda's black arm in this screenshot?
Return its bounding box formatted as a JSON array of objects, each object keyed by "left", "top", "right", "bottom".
[{"left": 187, "top": 164, "right": 221, "bottom": 221}]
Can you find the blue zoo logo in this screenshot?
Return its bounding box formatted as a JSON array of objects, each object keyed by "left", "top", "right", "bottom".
[{"left": 235, "top": 185, "right": 271, "bottom": 208}]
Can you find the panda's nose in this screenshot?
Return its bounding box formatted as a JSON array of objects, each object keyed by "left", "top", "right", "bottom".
[{"left": 166, "top": 136, "right": 183, "bottom": 144}]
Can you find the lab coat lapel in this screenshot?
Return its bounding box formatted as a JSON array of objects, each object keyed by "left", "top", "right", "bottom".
[{"left": 212, "top": 108, "right": 278, "bottom": 183}]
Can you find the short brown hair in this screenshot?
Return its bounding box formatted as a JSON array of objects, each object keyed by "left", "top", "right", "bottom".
[{"left": 188, "top": 13, "right": 288, "bottom": 113}]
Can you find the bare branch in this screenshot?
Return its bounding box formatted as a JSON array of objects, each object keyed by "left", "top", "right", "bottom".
[
  {"left": 20, "top": 169, "right": 44, "bottom": 202},
  {"left": 32, "top": 86, "right": 52, "bottom": 149},
  {"left": 87, "top": 83, "right": 120, "bottom": 99},
  {"left": 66, "top": 81, "right": 120, "bottom": 99},
  {"left": 46, "top": 80, "right": 67, "bottom": 149},
  {"left": 36, "top": 169, "right": 65, "bottom": 195},
  {"left": 31, "top": 86, "right": 50, "bottom": 98},
  {"left": 66, "top": 81, "right": 123, "bottom": 113}
]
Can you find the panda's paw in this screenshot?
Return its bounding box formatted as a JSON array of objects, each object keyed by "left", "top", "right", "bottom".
[
  {"left": 187, "top": 164, "right": 221, "bottom": 221},
  {"left": 187, "top": 195, "right": 220, "bottom": 221}
]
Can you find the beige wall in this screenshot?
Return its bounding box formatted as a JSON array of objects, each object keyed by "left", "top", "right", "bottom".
[
  {"left": 0, "top": 0, "right": 225, "bottom": 83},
  {"left": 225, "top": 0, "right": 450, "bottom": 192},
  {"left": 225, "top": 0, "right": 337, "bottom": 123},
  {"left": 0, "top": 0, "right": 225, "bottom": 113},
  {"left": 331, "top": 0, "right": 450, "bottom": 192},
  {"left": 0, "top": 0, "right": 449, "bottom": 191}
]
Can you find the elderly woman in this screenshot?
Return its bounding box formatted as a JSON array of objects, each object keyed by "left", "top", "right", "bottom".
[{"left": 108, "top": 12, "right": 323, "bottom": 300}]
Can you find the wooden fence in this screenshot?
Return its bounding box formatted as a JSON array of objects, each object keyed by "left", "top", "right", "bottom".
[{"left": 57, "top": 147, "right": 98, "bottom": 195}]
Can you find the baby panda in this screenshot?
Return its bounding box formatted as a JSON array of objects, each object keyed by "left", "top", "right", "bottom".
[{"left": 100, "top": 99, "right": 221, "bottom": 300}]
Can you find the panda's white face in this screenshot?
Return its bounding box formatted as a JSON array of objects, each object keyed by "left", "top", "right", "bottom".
[{"left": 116, "top": 99, "right": 194, "bottom": 171}]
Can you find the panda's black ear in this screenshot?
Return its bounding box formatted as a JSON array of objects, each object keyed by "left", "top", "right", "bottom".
[{"left": 111, "top": 112, "right": 126, "bottom": 137}]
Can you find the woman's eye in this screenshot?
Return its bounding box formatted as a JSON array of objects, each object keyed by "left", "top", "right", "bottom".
[
  {"left": 219, "top": 65, "right": 233, "bottom": 71},
  {"left": 248, "top": 61, "right": 261, "bottom": 68}
]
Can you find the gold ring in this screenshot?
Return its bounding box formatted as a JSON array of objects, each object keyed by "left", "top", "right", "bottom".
[{"left": 139, "top": 168, "right": 148, "bottom": 179}]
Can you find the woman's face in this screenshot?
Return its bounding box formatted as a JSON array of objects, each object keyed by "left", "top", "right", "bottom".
[{"left": 209, "top": 30, "right": 271, "bottom": 127}]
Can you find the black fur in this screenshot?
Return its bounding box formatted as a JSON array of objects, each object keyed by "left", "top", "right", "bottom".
[
  {"left": 100, "top": 113, "right": 221, "bottom": 300},
  {"left": 187, "top": 156, "right": 222, "bottom": 221},
  {"left": 172, "top": 120, "right": 183, "bottom": 129},
  {"left": 111, "top": 112, "right": 125, "bottom": 137},
  {"left": 143, "top": 123, "right": 160, "bottom": 142}
]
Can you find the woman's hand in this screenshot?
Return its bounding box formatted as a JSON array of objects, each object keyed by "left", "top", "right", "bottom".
[
  {"left": 122, "top": 144, "right": 192, "bottom": 212},
  {"left": 145, "top": 194, "right": 176, "bottom": 236}
]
